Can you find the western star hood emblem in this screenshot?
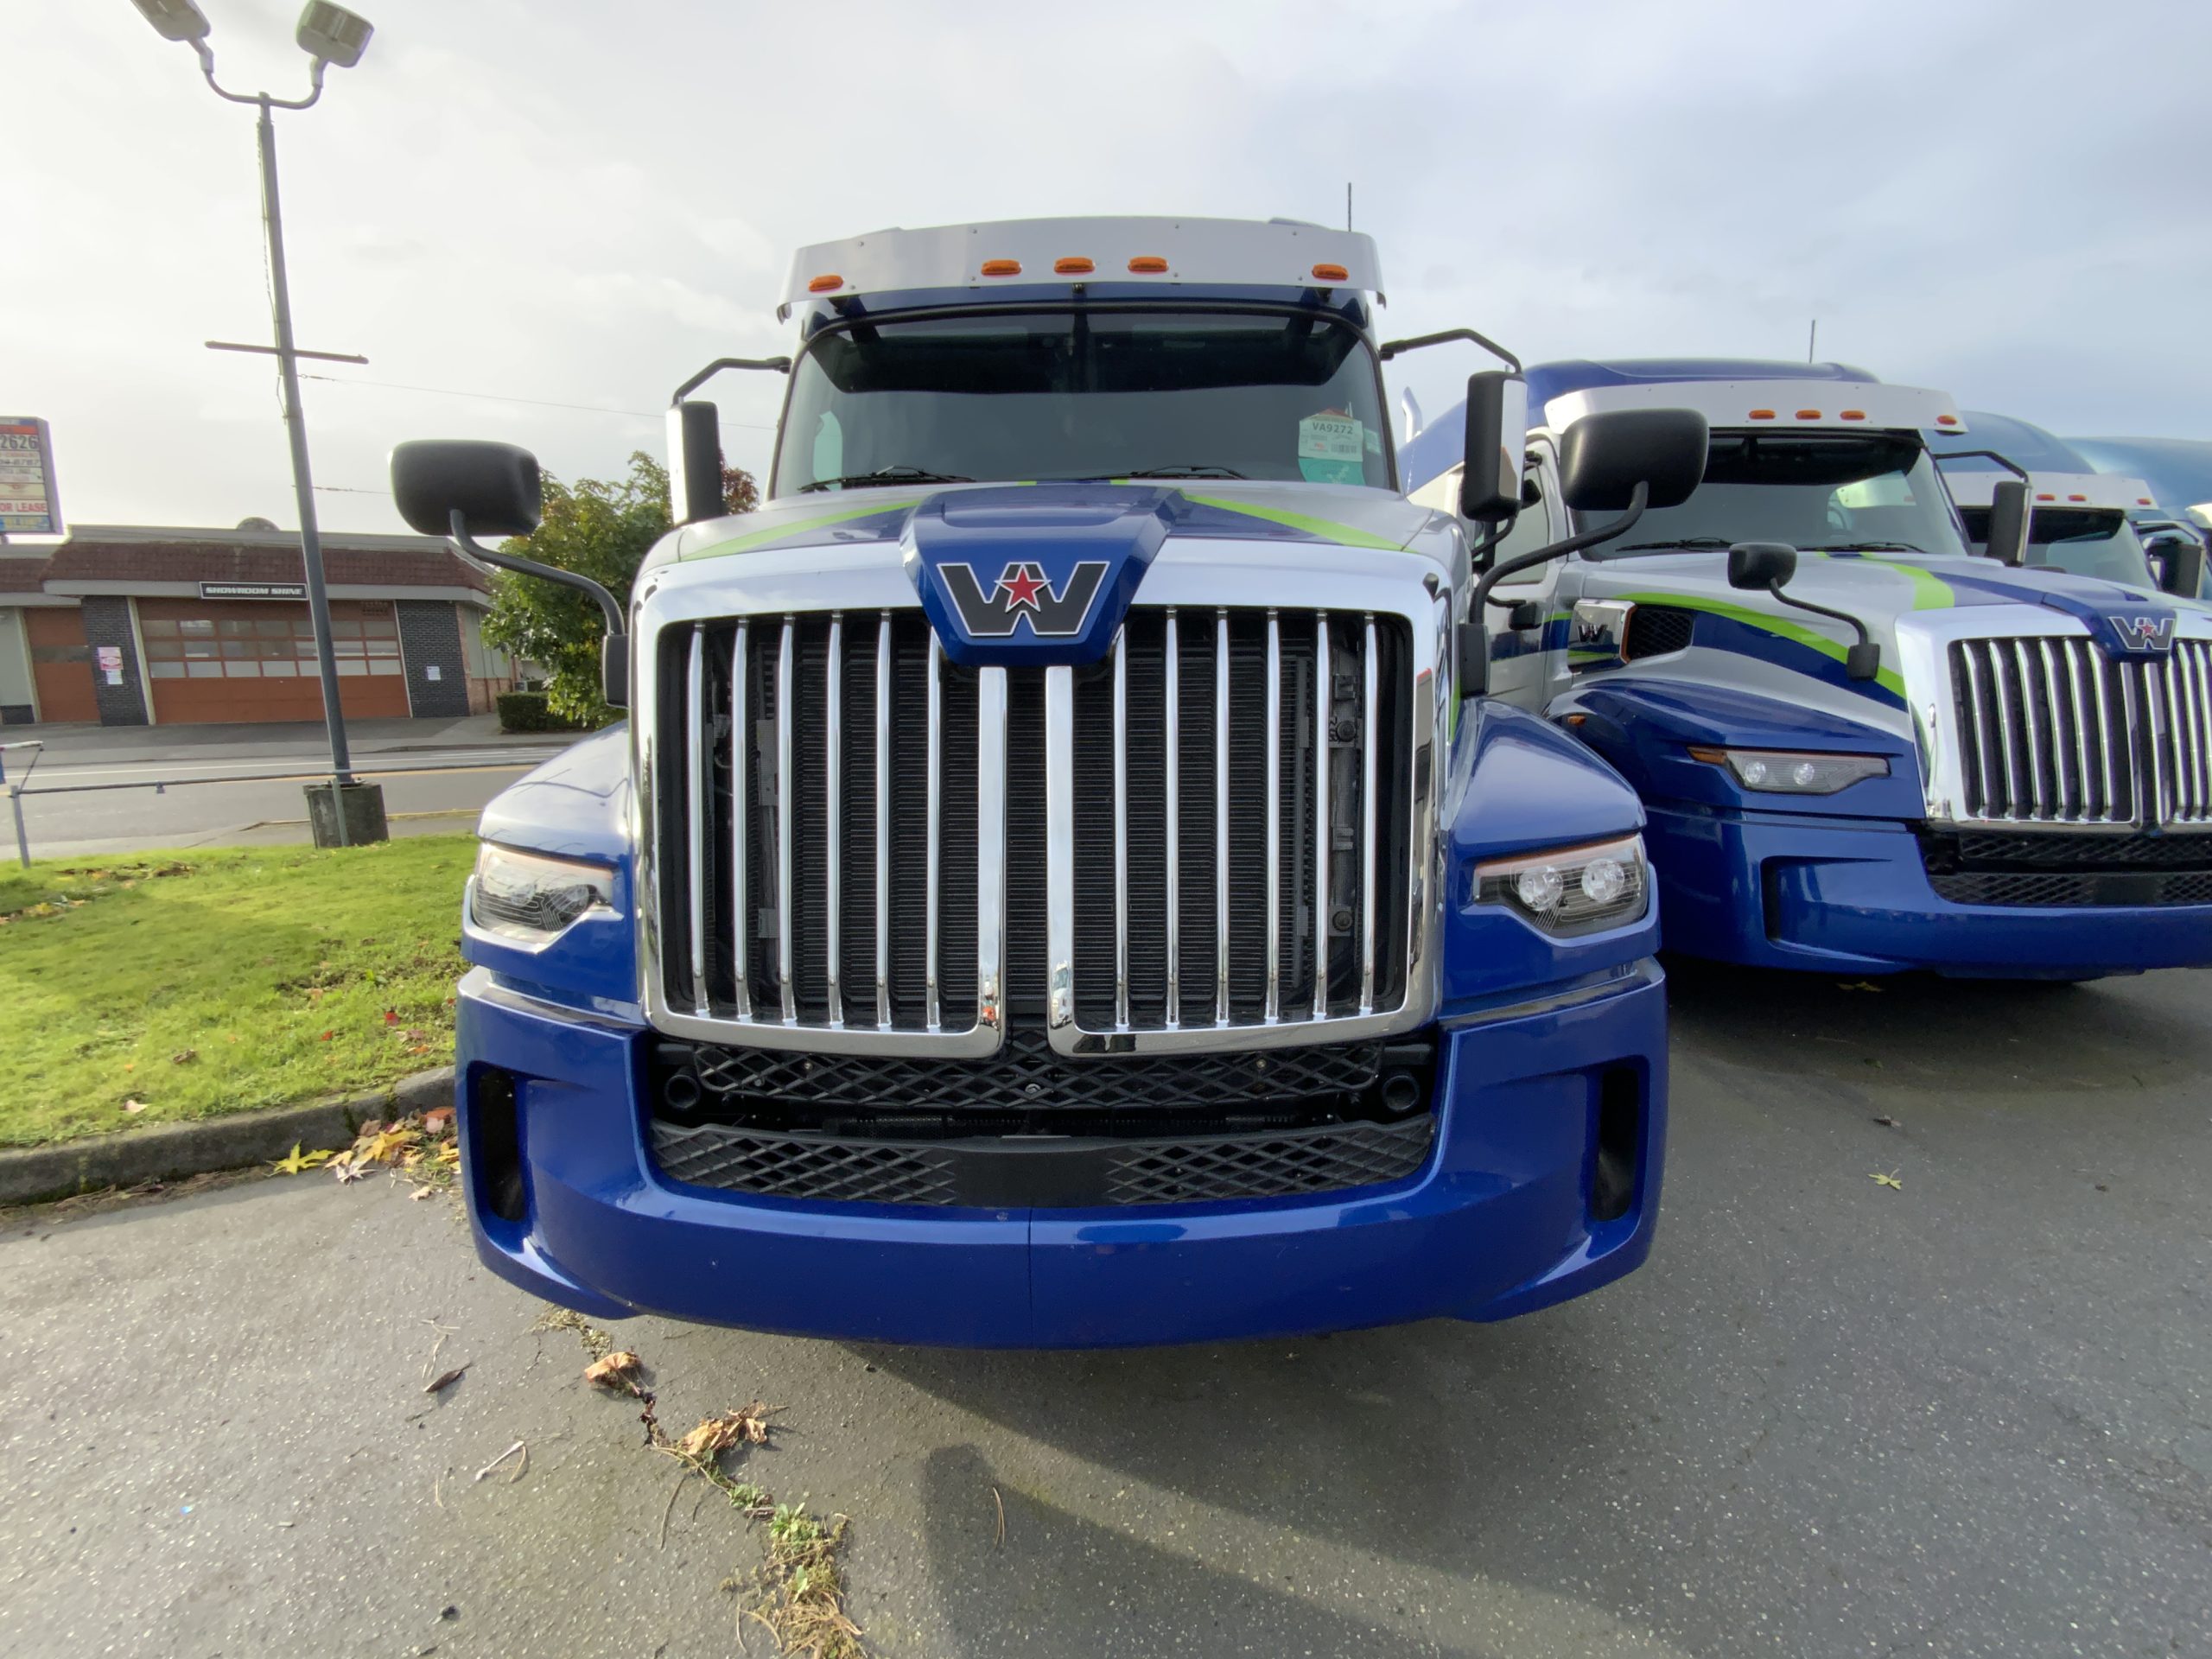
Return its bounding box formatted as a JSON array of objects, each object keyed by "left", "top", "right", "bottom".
[
  {"left": 902, "top": 484, "right": 1176, "bottom": 666},
  {"left": 938, "top": 558, "right": 1110, "bottom": 639},
  {"left": 2114, "top": 614, "right": 2177, "bottom": 652}
]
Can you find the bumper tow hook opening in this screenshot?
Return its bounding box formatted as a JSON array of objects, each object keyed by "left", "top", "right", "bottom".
[
  {"left": 473, "top": 1066, "right": 527, "bottom": 1224},
  {"left": 1591, "top": 1065, "right": 1642, "bottom": 1224}
]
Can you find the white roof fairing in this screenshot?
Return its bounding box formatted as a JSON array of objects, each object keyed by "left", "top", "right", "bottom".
[
  {"left": 779, "top": 217, "right": 1385, "bottom": 318},
  {"left": 1539, "top": 378, "right": 1961, "bottom": 436},
  {"left": 1943, "top": 470, "right": 2158, "bottom": 512}
]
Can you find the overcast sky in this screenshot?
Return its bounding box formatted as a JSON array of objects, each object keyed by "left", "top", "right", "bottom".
[{"left": 10, "top": 0, "right": 2209, "bottom": 536}]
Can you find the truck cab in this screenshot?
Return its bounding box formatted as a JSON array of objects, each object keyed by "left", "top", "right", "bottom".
[
  {"left": 385, "top": 219, "right": 1707, "bottom": 1347},
  {"left": 1402, "top": 358, "right": 2212, "bottom": 981}
]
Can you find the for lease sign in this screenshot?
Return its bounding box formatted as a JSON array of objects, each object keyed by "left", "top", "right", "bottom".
[{"left": 0, "top": 417, "right": 60, "bottom": 536}]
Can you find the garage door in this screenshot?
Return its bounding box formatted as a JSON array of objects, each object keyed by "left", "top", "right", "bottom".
[
  {"left": 139, "top": 599, "right": 410, "bottom": 724},
  {"left": 25, "top": 607, "right": 99, "bottom": 724}
]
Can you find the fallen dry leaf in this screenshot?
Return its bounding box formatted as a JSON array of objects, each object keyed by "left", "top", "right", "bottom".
[
  {"left": 169, "top": 1049, "right": 197, "bottom": 1065},
  {"left": 123, "top": 1098, "right": 148, "bottom": 1114},
  {"left": 333, "top": 1160, "right": 365, "bottom": 1185},
  {"left": 676, "top": 1402, "right": 776, "bottom": 1461},
  {"left": 584, "top": 1351, "right": 643, "bottom": 1389},
  {"left": 1870, "top": 1169, "right": 1904, "bottom": 1190},
  {"left": 423, "top": 1365, "right": 469, "bottom": 1395},
  {"left": 384, "top": 1008, "right": 399, "bottom": 1026},
  {"left": 423, "top": 1108, "right": 454, "bottom": 1136}
]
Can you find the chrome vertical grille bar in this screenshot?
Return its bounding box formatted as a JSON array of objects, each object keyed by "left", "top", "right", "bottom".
[
  {"left": 1263, "top": 609, "right": 1281, "bottom": 1023},
  {"left": 2177, "top": 648, "right": 2205, "bottom": 819},
  {"left": 2037, "top": 639, "right": 2070, "bottom": 816},
  {"left": 874, "top": 613, "right": 891, "bottom": 1027},
  {"left": 729, "top": 622, "right": 751, "bottom": 1019},
  {"left": 1990, "top": 643, "right": 2023, "bottom": 819},
  {"left": 2090, "top": 643, "right": 2117, "bottom": 821},
  {"left": 1214, "top": 610, "right": 1231, "bottom": 1027},
  {"left": 685, "top": 623, "right": 709, "bottom": 1015},
  {"left": 2184, "top": 642, "right": 2211, "bottom": 819},
  {"left": 2156, "top": 659, "right": 2179, "bottom": 824},
  {"left": 1163, "top": 610, "right": 1180, "bottom": 1026},
  {"left": 975, "top": 666, "right": 1007, "bottom": 1038},
  {"left": 775, "top": 618, "right": 797, "bottom": 1023},
  {"left": 2013, "top": 640, "right": 2045, "bottom": 818},
  {"left": 1312, "top": 611, "right": 1331, "bottom": 1020},
  {"left": 2063, "top": 642, "right": 2093, "bottom": 817},
  {"left": 2124, "top": 663, "right": 2151, "bottom": 827},
  {"left": 1960, "top": 645, "right": 1994, "bottom": 814},
  {"left": 1112, "top": 627, "right": 1129, "bottom": 1030},
  {"left": 925, "top": 632, "right": 943, "bottom": 1031},
  {"left": 1045, "top": 664, "right": 1077, "bottom": 1034},
  {"left": 823, "top": 613, "right": 844, "bottom": 1027},
  {"left": 1359, "top": 613, "right": 1378, "bottom": 1014}
]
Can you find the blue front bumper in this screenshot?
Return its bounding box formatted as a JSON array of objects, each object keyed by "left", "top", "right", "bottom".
[
  {"left": 451, "top": 965, "right": 1668, "bottom": 1348},
  {"left": 1647, "top": 802, "right": 2212, "bottom": 978}
]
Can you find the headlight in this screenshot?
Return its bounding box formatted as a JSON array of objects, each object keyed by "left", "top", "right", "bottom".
[
  {"left": 1688, "top": 746, "right": 1890, "bottom": 794},
  {"left": 469, "top": 842, "right": 615, "bottom": 944},
  {"left": 1473, "top": 834, "right": 1649, "bottom": 935}
]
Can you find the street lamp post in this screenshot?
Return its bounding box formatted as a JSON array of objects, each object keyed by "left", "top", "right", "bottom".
[{"left": 134, "top": 0, "right": 386, "bottom": 848}]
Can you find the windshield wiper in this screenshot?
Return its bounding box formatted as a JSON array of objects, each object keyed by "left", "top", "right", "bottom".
[
  {"left": 1807, "top": 540, "right": 1934, "bottom": 556},
  {"left": 798, "top": 466, "right": 974, "bottom": 493},
  {"left": 1609, "top": 537, "right": 1733, "bottom": 553},
  {"left": 1114, "top": 464, "right": 1249, "bottom": 480}
]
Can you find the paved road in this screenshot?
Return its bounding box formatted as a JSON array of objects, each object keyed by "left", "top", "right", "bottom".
[
  {"left": 3, "top": 723, "right": 577, "bottom": 857},
  {"left": 1, "top": 963, "right": 2207, "bottom": 1658}
]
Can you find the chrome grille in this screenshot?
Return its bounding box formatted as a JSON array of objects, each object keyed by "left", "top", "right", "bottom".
[
  {"left": 1948, "top": 636, "right": 2212, "bottom": 830},
  {"left": 646, "top": 604, "right": 1423, "bottom": 1054}
]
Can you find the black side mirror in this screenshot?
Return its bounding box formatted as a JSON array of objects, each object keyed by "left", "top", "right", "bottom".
[
  {"left": 2149, "top": 534, "right": 2208, "bottom": 598},
  {"left": 1727, "top": 541, "right": 1798, "bottom": 591},
  {"left": 1459, "top": 370, "right": 1529, "bottom": 523},
  {"left": 668, "top": 401, "right": 725, "bottom": 525},
  {"left": 1726, "top": 540, "right": 1881, "bottom": 680},
  {"left": 1558, "top": 408, "right": 1709, "bottom": 512},
  {"left": 1984, "top": 478, "right": 2031, "bottom": 567},
  {"left": 391, "top": 440, "right": 543, "bottom": 539},
  {"left": 389, "top": 437, "right": 631, "bottom": 709}
]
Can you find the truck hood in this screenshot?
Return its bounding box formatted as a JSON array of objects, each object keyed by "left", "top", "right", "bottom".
[
  {"left": 1581, "top": 550, "right": 2205, "bottom": 683},
  {"left": 648, "top": 481, "right": 1452, "bottom": 667}
]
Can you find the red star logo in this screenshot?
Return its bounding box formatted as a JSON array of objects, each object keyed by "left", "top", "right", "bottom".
[{"left": 995, "top": 563, "right": 1047, "bottom": 612}]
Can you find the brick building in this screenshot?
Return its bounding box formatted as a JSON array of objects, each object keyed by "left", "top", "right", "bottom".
[{"left": 0, "top": 523, "right": 518, "bottom": 726}]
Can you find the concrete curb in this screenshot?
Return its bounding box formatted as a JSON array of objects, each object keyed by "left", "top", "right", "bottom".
[{"left": 0, "top": 1067, "right": 455, "bottom": 1208}]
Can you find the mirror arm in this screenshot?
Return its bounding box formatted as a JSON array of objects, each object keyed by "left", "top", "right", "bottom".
[
  {"left": 1377, "top": 327, "right": 1522, "bottom": 372},
  {"left": 1459, "top": 481, "right": 1649, "bottom": 696},
  {"left": 670, "top": 355, "right": 793, "bottom": 404},
  {"left": 1763, "top": 582, "right": 1881, "bottom": 680},
  {"left": 448, "top": 511, "right": 626, "bottom": 636}
]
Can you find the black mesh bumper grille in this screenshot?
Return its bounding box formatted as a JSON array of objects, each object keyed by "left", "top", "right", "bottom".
[
  {"left": 1921, "top": 829, "right": 2212, "bottom": 907},
  {"left": 651, "top": 1113, "right": 1434, "bottom": 1209}
]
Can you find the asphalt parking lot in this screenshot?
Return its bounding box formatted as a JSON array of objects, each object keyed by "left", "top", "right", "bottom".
[{"left": 2, "top": 961, "right": 2206, "bottom": 1659}]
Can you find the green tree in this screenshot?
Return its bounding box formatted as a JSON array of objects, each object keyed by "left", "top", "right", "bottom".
[{"left": 480, "top": 452, "right": 758, "bottom": 726}]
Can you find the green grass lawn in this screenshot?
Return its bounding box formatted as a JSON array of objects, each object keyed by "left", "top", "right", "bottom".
[{"left": 0, "top": 836, "right": 476, "bottom": 1148}]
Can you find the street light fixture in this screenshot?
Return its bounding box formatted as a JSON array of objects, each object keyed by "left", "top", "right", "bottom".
[{"left": 132, "top": 2, "right": 386, "bottom": 848}]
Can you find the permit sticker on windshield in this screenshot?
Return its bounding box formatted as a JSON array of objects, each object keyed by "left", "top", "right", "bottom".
[{"left": 1299, "top": 411, "right": 1365, "bottom": 486}]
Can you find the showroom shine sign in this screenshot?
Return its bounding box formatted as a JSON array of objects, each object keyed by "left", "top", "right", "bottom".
[{"left": 0, "top": 416, "right": 61, "bottom": 536}]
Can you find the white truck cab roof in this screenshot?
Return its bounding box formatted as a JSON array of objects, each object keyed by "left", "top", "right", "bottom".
[
  {"left": 778, "top": 216, "right": 1385, "bottom": 318},
  {"left": 1537, "top": 378, "right": 1961, "bottom": 436},
  {"left": 1944, "top": 470, "right": 2159, "bottom": 511}
]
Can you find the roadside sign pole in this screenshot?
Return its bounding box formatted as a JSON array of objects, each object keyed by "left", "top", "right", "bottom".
[{"left": 254, "top": 97, "right": 353, "bottom": 842}]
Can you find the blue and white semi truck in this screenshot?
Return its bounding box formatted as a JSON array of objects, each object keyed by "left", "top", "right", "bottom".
[
  {"left": 1402, "top": 359, "right": 2212, "bottom": 981},
  {"left": 385, "top": 218, "right": 1711, "bottom": 1346}
]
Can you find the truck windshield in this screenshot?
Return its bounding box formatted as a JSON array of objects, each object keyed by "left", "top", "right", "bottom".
[
  {"left": 1959, "top": 506, "right": 2154, "bottom": 585},
  {"left": 1581, "top": 432, "right": 1972, "bottom": 561},
  {"left": 772, "top": 308, "right": 1391, "bottom": 495}
]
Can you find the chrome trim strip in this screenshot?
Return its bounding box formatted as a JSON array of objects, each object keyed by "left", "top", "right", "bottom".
[
  {"left": 730, "top": 622, "right": 751, "bottom": 1019},
  {"left": 776, "top": 619, "right": 797, "bottom": 1023},
  {"left": 974, "top": 665, "right": 1007, "bottom": 1049},
  {"left": 2037, "top": 638, "right": 2068, "bottom": 817},
  {"left": 1214, "top": 608, "right": 1230, "bottom": 1027},
  {"left": 925, "top": 632, "right": 943, "bottom": 1031},
  {"left": 1359, "top": 613, "right": 1378, "bottom": 1014},
  {"left": 1991, "top": 643, "right": 2023, "bottom": 820},
  {"left": 1112, "top": 627, "right": 1129, "bottom": 1030},
  {"left": 1312, "top": 610, "right": 1331, "bottom": 1020},
  {"left": 1163, "top": 610, "right": 1180, "bottom": 1027},
  {"left": 2185, "top": 643, "right": 2209, "bottom": 819},
  {"left": 824, "top": 613, "right": 843, "bottom": 1027},
  {"left": 2014, "top": 640, "right": 2045, "bottom": 819},
  {"left": 685, "top": 623, "right": 709, "bottom": 1015},
  {"left": 2063, "top": 643, "right": 2092, "bottom": 817},
  {"left": 1959, "top": 644, "right": 1993, "bottom": 813},
  {"left": 1045, "top": 664, "right": 1077, "bottom": 1034},
  {"left": 874, "top": 613, "right": 891, "bottom": 1027},
  {"left": 2092, "top": 645, "right": 2117, "bottom": 821},
  {"left": 2149, "top": 660, "right": 2172, "bottom": 826},
  {"left": 2124, "top": 664, "right": 2147, "bottom": 825},
  {"left": 1263, "top": 608, "right": 1281, "bottom": 1024}
]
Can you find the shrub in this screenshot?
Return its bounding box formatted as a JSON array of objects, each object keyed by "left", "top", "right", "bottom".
[{"left": 496, "top": 690, "right": 596, "bottom": 734}]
